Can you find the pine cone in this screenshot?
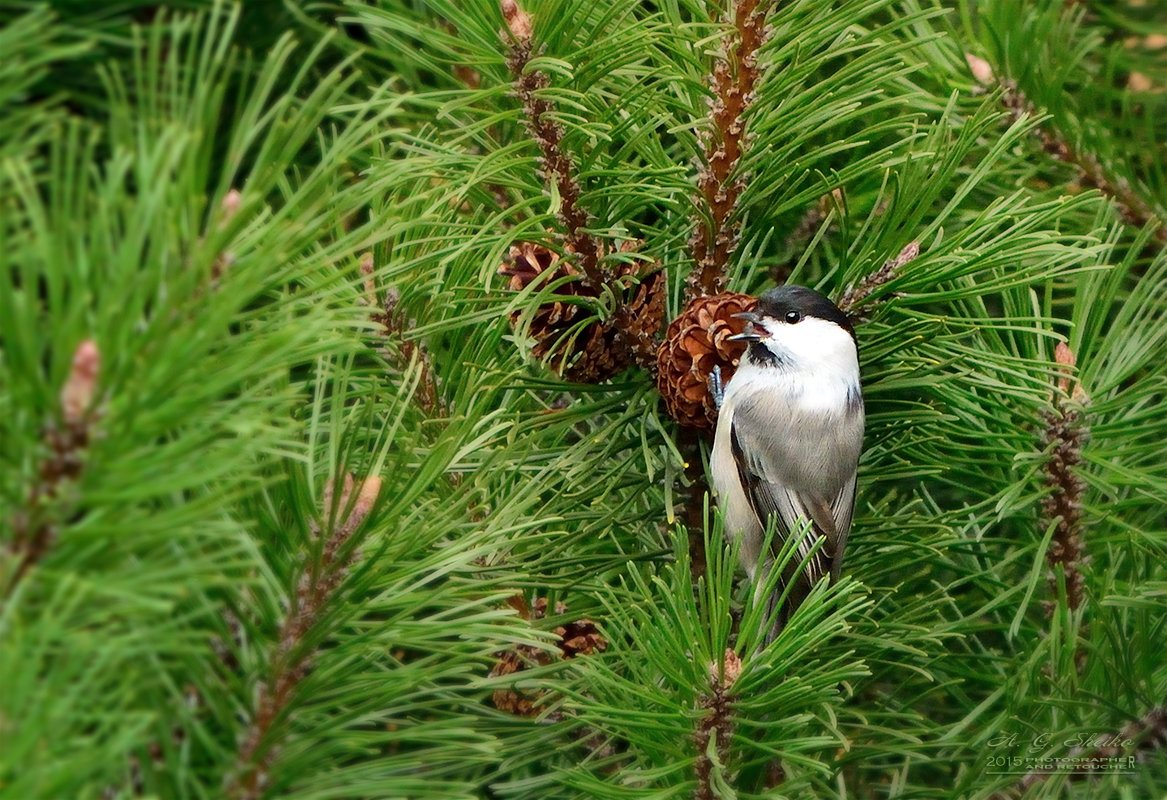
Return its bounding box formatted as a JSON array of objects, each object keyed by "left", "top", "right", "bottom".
[
  {"left": 620, "top": 267, "right": 668, "bottom": 369},
  {"left": 499, "top": 241, "right": 665, "bottom": 382},
  {"left": 556, "top": 617, "right": 606, "bottom": 658},
  {"left": 489, "top": 597, "right": 608, "bottom": 717},
  {"left": 489, "top": 646, "right": 549, "bottom": 717},
  {"left": 656, "top": 292, "right": 756, "bottom": 430}
]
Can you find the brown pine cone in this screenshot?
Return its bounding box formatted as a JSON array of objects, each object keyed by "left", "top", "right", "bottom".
[
  {"left": 619, "top": 267, "right": 668, "bottom": 370},
  {"left": 499, "top": 242, "right": 582, "bottom": 334},
  {"left": 489, "top": 597, "right": 609, "bottom": 717},
  {"left": 556, "top": 618, "right": 606, "bottom": 658},
  {"left": 499, "top": 240, "right": 665, "bottom": 382},
  {"left": 490, "top": 646, "right": 550, "bottom": 717},
  {"left": 656, "top": 292, "right": 757, "bottom": 430}
]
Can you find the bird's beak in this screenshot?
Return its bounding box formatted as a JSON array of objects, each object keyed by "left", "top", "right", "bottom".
[{"left": 729, "top": 311, "right": 764, "bottom": 341}]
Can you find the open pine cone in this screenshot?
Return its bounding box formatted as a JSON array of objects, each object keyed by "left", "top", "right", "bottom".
[
  {"left": 490, "top": 597, "right": 607, "bottom": 717},
  {"left": 499, "top": 241, "right": 665, "bottom": 382},
  {"left": 656, "top": 291, "right": 757, "bottom": 430}
]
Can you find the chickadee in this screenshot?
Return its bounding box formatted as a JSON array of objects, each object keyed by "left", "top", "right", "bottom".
[{"left": 710, "top": 285, "right": 864, "bottom": 642}]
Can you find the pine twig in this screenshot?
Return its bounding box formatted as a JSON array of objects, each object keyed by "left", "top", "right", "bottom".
[
  {"left": 443, "top": 20, "right": 516, "bottom": 211},
  {"left": 363, "top": 252, "right": 444, "bottom": 414},
  {"left": 502, "top": 0, "right": 603, "bottom": 290},
  {"left": 4, "top": 339, "right": 101, "bottom": 596},
  {"left": 694, "top": 649, "right": 741, "bottom": 799},
  {"left": 837, "top": 241, "right": 920, "bottom": 317},
  {"left": 1039, "top": 342, "right": 1090, "bottom": 614},
  {"left": 226, "top": 474, "right": 381, "bottom": 800},
  {"left": 687, "top": 0, "right": 771, "bottom": 302},
  {"left": 496, "top": 2, "right": 669, "bottom": 379},
  {"left": 990, "top": 705, "right": 1167, "bottom": 799},
  {"left": 966, "top": 54, "right": 1167, "bottom": 243},
  {"left": 440, "top": 20, "right": 482, "bottom": 91}
]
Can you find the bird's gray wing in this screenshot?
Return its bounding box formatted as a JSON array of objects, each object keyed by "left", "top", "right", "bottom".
[
  {"left": 828, "top": 472, "right": 858, "bottom": 581},
  {"left": 729, "top": 424, "right": 835, "bottom": 592}
]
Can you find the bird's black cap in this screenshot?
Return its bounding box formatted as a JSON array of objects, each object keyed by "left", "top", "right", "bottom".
[{"left": 755, "top": 285, "right": 856, "bottom": 345}]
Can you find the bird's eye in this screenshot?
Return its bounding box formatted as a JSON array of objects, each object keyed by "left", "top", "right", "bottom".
[{"left": 785, "top": 311, "right": 802, "bottom": 324}]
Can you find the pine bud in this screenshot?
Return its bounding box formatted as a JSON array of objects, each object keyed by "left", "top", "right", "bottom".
[
  {"left": 61, "top": 339, "right": 100, "bottom": 426},
  {"left": 709, "top": 649, "right": 742, "bottom": 687},
  {"left": 966, "top": 53, "right": 995, "bottom": 86},
  {"left": 501, "top": 0, "right": 532, "bottom": 42},
  {"left": 220, "top": 188, "right": 241, "bottom": 223},
  {"left": 359, "top": 252, "right": 376, "bottom": 306}
]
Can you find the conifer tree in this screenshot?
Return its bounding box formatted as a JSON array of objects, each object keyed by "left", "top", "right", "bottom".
[{"left": 2, "top": 1, "right": 1165, "bottom": 798}]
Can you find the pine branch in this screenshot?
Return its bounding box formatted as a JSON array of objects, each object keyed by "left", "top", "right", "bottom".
[
  {"left": 693, "top": 649, "right": 741, "bottom": 799},
  {"left": 838, "top": 241, "right": 920, "bottom": 317},
  {"left": 4, "top": 339, "right": 100, "bottom": 596},
  {"left": 687, "top": 0, "right": 771, "bottom": 301},
  {"left": 363, "top": 252, "right": 444, "bottom": 414},
  {"left": 967, "top": 53, "right": 1167, "bottom": 243},
  {"left": 1039, "top": 342, "right": 1089, "bottom": 615},
  {"left": 226, "top": 473, "right": 381, "bottom": 800},
  {"left": 496, "top": 2, "right": 668, "bottom": 378},
  {"left": 502, "top": 0, "right": 603, "bottom": 291},
  {"left": 10, "top": 2, "right": 1167, "bottom": 796}
]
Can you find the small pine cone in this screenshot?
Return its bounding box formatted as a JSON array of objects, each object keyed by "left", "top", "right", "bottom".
[
  {"left": 489, "top": 645, "right": 550, "bottom": 717},
  {"left": 499, "top": 240, "right": 665, "bottom": 382},
  {"left": 656, "top": 292, "right": 756, "bottom": 430},
  {"left": 490, "top": 598, "right": 608, "bottom": 717},
  {"left": 565, "top": 322, "right": 627, "bottom": 383},
  {"left": 555, "top": 618, "right": 607, "bottom": 658},
  {"left": 530, "top": 596, "right": 561, "bottom": 619},
  {"left": 500, "top": 242, "right": 568, "bottom": 291},
  {"left": 499, "top": 241, "right": 585, "bottom": 332}
]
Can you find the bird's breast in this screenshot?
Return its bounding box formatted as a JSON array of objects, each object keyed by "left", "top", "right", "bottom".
[{"left": 726, "top": 369, "right": 864, "bottom": 491}]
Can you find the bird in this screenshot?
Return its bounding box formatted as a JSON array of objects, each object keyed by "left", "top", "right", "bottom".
[{"left": 709, "top": 285, "right": 864, "bottom": 643}]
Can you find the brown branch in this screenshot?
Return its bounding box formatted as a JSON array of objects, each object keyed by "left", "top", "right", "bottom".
[
  {"left": 4, "top": 339, "right": 101, "bottom": 596},
  {"left": 1039, "top": 342, "right": 1089, "bottom": 614},
  {"left": 497, "top": 2, "right": 671, "bottom": 379},
  {"left": 674, "top": 427, "right": 712, "bottom": 581},
  {"left": 363, "top": 252, "right": 445, "bottom": 414},
  {"left": 990, "top": 705, "right": 1167, "bottom": 800},
  {"left": 687, "top": 0, "right": 771, "bottom": 302},
  {"left": 967, "top": 54, "right": 1167, "bottom": 243},
  {"left": 226, "top": 474, "right": 381, "bottom": 800},
  {"left": 502, "top": 0, "right": 603, "bottom": 290},
  {"left": 694, "top": 649, "right": 741, "bottom": 799},
  {"left": 837, "top": 241, "right": 920, "bottom": 317},
  {"left": 439, "top": 20, "right": 482, "bottom": 91},
  {"left": 443, "top": 20, "right": 519, "bottom": 213}
]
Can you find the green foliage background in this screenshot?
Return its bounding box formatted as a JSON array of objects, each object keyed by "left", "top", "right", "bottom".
[{"left": 1, "top": 1, "right": 1165, "bottom": 798}]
